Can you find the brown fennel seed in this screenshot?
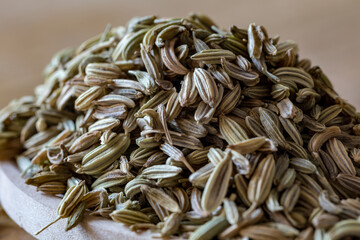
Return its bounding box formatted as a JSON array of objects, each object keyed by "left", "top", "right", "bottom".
[{"left": 1, "top": 13, "right": 360, "bottom": 240}]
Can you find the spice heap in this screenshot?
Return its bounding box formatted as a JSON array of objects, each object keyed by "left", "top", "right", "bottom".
[{"left": 1, "top": 14, "right": 360, "bottom": 239}]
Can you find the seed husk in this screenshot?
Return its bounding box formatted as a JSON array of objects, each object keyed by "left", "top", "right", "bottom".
[
  {"left": 141, "top": 165, "right": 182, "bottom": 179},
  {"left": 191, "top": 49, "right": 236, "bottom": 64},
  {"left": 336, "top": 174, "right": 360, "bottom": 195},
  {"left": 110, "top": 209, "right": 151, "bottom": 225},
  {"left": 259, "top": 108, "right": 290, "bottom": 149},
  {"left": 189, "top": 216, "right": 230, "bottom": 240},
  {"left": 228, "top": 136, "right": 266, "bottom": 154},
  {"left": 219, "top": 114, "right": 249, "bottom": 145},
  {"left": 193, "top": 68, "right": 218, "bottom": 108},
  {"left": 178, "top": 71, "right": 198, "bottom": 107},
  {"left": 81, "top": 133, "right": 130, "bottom": 175},
  {"left": 326, "top": 138, "right": 356, "bottom": 176},
  {"left": 247, "top": 154, "right": 276, "bottom": 213},
  {"left": 201, "top": 150, "right": 232, "bottom": 213},
  {"left": 240, "top": 225, "right": 289, "bottom": 240},
  {"left": 141, "top": 185, "right": 181, "bottom": 213}
]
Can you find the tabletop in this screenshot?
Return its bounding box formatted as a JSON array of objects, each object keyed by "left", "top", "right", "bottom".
[{"left": 0, "top": 0, "right": 359, "bottom": 238}]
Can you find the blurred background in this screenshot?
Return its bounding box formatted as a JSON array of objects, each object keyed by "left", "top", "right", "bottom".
[{"left": 0, "top": 0, "right": 359, "bottom": 237}]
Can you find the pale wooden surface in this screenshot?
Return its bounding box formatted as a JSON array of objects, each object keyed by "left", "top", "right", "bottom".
[
  {"left": 0, "top": 160, "right": 159, "bottom": 240},
  {"left": 0, "top": 0, "right": 360, "bottom": 238},
  {"left": 0, "top": 210, "right": 34, "bottom": 240}
]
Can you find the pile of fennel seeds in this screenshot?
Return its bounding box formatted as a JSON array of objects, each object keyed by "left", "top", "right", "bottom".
[{"left": 0, "top": 14, "right": 360, "bottom": 239}]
